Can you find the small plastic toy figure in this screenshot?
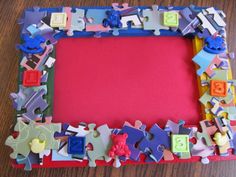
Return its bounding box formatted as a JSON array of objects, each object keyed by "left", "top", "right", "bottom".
[
  {"left": 108, "top": 133, "right": 131, "bottom": 167},
  {"left": 18, "top": 34, "right": 46, "bottom": 54},
  {"left": 103, "top": 10, "right": 122, "bottom": 28},
  {"left": 204, "top": 36, "right": 226, "bottom": 54}
]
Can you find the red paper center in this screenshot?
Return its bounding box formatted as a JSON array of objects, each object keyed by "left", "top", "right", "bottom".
[{"left": 53, "top": 36, "right": 201, "bottom": 127}]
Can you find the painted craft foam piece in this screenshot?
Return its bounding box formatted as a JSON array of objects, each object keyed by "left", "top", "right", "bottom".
[
  {"left": 50, "top": 12, "right": 67, "bottom": 28},
  {"left": 192, "top": 49, "right": 222, "bottom": 77},
  {"left": 20, "top": 44, "right": 53, "bottom": 71},
  {"left": 22, "top": 88, "right": 48, "bottom": 120},
  {"left": 85, "top": 124, "right": 112, "bottom": 167},
  {"left": 119, "top": 124, "right": 145, "bottom": 161},
  {"left": 18, "top": 7, "right": 47, "bottom": 34},
  {"left": 5, "top": 120, "right": 61, "bottom": 159},
  {"left": 109, "top": 133, "right": 131, "bottom": 168},
  {"left": 67, "top": 8, "right": 85, "bottom": 36},
  {"left": 86, "top": 9, "right": 111, "bottom": 37},
  {"left": 138, "top": 124, "right": 170, "bottom": 162},
  {"left": 196, "top": 120, "right": 218, "bottom": 146},
  {"left": 10, "top": 85, "right": 47, "bottom": 111},
  {"left": 142, "top": 5, "right": 169, "bottom": 36},
  {"left": 18, "top": 34, "right": 46, "bottom": 54}
]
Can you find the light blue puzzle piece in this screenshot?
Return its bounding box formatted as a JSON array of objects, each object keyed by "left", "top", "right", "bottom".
[
  {"left": 52, "top": 150, "right": 76, "bottom": 161},
  {"left": 26, "top": 24, "right": 40, "bottom": 36},
  {"left": 192, "top": 49, "right": 216, "bottom": 76},
  {"left": 86, "top": 9, "right": 108, "bottom": 25}
]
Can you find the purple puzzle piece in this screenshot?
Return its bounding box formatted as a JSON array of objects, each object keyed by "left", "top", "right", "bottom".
[
  {"left": 42, "top": 31, "right": 58, "bottom": 45},
  {"left": 138, "top": 124, "right": 170, "bottom": 162},
  {"left": 18, "top": 7, "right": 47, "bottom": 34},
  {"left": 22, "top": 88, "right": 48, "bottom": 120},
  {"left": 54, "top": 123, "right": 70, "bottom": 137},
  {"left": 178, "top": 7, "right": 200, "bottom": 35},
  {"left": 119, "top": 125, "right": 145, "bottom": 161},
  {"left": 197, "top": 28, "right": 212, "bottom": 39}
]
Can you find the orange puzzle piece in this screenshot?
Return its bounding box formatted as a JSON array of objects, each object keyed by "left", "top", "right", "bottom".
[{"left": 210, "top": 80, "right": 227, "bottom": 97}]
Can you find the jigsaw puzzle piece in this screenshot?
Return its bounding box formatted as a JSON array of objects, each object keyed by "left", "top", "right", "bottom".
[
  {"left": 119, "top": 124, "right": 145, "bottom": 161},
  {"left": 86, "top": 9, "right": 111, "bottom": 37},
  {"left": 178, "top": 7, "right": 200, "bottom": 35},
  {"left": 138, "top": 124, "right": 170, "bottom": 162},
  {"left": 191, "top": 137, "right": 215, "bottom": 164},
  {"left": 18, "top": 7, "right": 47, "bottom": 34},
  {"left": 20, "top": 44, "right": 53, "bottom": 71},
  {"left": 142, "top": 5, "right": 169, "bottom": 35},
  {"left": 10, "top": 85, "right": 47, "bottom": 111},
  {"left": 196, "top": 120, "right": 217, "bottom": 146},
  {"left": 192, "top": 49, "right": 222, "bottom": 77},
  {"left": 85, "top": 124, "right": 112, "bottom": 167},
  {"left": 5, "top": 120, "right": 61, "bottom": 159},
  {"left": 67, "top": 8, "right": 85, "bottom": 36},
  {"left": 22, "top": 88, "right": 48, "bottom": 120}
]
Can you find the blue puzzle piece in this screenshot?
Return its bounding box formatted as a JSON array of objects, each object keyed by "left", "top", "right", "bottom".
[
  {"left": 18, "top": 7, "right": 47, "bottom": 34},
  {"left": 119, "top": 125, "right": 145, "bottom": 161},
  {"left": 192, "top": 49, "right": 217, "bottom": 76},
  {"left": 18, "top": 34, "right": 46, "bottom": 54},
  {"left": 138, "top": 124, "right": 170, "bottom": 162}
]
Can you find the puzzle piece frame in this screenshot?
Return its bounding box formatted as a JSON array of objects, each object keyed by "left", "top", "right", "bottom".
[{"left": 6, "top": 4, "right": 236, "bottom": 170}]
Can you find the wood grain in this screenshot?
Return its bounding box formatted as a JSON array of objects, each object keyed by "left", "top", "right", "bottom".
[{"left": 0, "top": 0, "right": 235, "bottom": 177}]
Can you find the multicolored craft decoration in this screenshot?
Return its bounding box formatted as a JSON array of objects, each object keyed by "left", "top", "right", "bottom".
[{"left": 5, "top": 3, "right": 236, "bottom": 171}]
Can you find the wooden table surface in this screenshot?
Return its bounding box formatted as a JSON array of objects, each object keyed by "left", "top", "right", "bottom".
[{"left": 0, "top": 0, "right": 236, "bottom": 177}]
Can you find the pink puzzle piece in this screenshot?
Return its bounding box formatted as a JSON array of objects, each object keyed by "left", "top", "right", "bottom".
[{"left": 205, "top": 56, "right": 222, "bottom": 77}]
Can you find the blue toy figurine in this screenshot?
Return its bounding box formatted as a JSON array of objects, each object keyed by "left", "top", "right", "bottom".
[
  {"left": 204, "top": 36, "right": 226, "bottom": 54},
  {"left": 18, "top": 34, "right": 46, "bottom": 54},
  {"left": 103, "top": 10, "right": 122, "bottom": 28}
]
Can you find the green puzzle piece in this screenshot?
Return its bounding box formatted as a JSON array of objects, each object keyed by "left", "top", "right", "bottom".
[
  {"left": 5, "top": 120, "right": 61, "bottom": 159},
  {"left": 85, "top": 123, "right": 112, "bottom": 167}
]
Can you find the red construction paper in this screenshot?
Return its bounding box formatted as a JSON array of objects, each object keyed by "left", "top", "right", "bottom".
[{"left": 53, "top": 36, "right": 201, "bottom": 127}]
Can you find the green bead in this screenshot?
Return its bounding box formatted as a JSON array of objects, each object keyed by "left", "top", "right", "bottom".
[
  {"left": 163, "top": 11, "right": 179, "bottom": 27},
  {"left": 171, "top": 134, "right": 189, "bottom": 153}
]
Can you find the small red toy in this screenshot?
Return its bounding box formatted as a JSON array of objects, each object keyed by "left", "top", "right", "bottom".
[
  {"left": 23, "top": 70, "right": 41, "bottom": 87},
  {"left": 108, "top": 133, "right": 131, "bottom": 158}
]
